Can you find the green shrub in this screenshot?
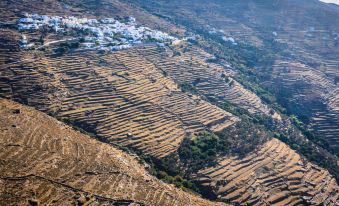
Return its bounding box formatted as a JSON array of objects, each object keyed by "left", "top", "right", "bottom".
[
  {"left": 179, "top": 132, "right": 229, "bottom": 173},
  {"left": 180, "top": 82, "right": 198, "bottom": 94}
]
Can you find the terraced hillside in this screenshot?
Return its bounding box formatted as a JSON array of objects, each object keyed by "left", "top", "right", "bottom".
[
  {"left": 137, "top": 45, "right": 279, "bottom": 118},
  {"left": 0, "top": 98, "right": 225, "bottom": 206},
  {"left": 0, "top": 0, "right": 338, "bottom": 205},
  {"left": 130, "top": 0, "right": 339, "bottom": 151},
  {"left": 271, "top": 60, "right": 339, "bottom": 150},
  {"left": 0, "top": 44, "right": 238, "bottom": 158},
  {"left": 197, "top": 138, "right": 338, "bottom": 205}
]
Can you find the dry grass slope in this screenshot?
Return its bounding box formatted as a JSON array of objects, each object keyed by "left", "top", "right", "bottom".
[
  {"left": 137, "top": 45, "right": 275, "bottom": 117},
  {"left": 0, "top": 98, "right": 226, "bottom": 206},
  {"left": 196, "top": 139, "right": 338, "bottom": 206},
  {"left": 0, "top": 0, "right": 337, "bottom": 205},
  {"left": 0, "top": 35, "right": 238, "bottom": 159}
]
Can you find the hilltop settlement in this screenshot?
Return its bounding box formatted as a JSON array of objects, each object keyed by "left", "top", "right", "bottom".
[{"left": 18, "top": 13, "right": 179, "bottom": 50}]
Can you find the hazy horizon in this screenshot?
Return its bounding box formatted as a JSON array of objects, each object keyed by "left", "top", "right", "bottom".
[{"left": 320, "top": 0, "right": 339, "bottom": 5}]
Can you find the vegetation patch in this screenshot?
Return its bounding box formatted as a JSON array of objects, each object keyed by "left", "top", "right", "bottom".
[
  {"left": 179, "top": 132, "right": 228, "bottom": 173},
  {"left": 180, "top": 82, "right": 198, "bottom": 94},
  {"left": 141, "top": 155, "right": 200, "bottom": 193}
]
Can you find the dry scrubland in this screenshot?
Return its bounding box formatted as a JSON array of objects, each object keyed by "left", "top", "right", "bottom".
[
  {"left": 0, "top": 99, "right": 225, "bottom": 206},
  {"left": 0, "top": 0, "right": 338, "bottom": 205}
]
